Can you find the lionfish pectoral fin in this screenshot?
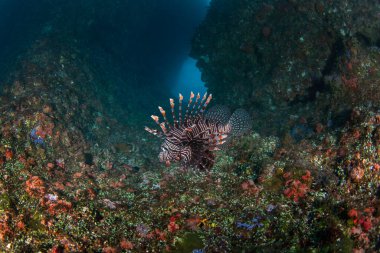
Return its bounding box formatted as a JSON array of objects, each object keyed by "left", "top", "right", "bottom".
[
  {"left": 228, "top": 108, "right": 252, "bottom": 136},
  {"left": 204, "top": 104, "right": 231, "bottom": 124},
  {"left": 165, "top": 160, "right": 171, "bottom": 167}
]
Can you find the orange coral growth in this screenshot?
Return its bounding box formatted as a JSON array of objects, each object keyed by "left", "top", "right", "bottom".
[
  {"left": 0, "top": 214, "right": 13, "bottom": 242},
  {"left": 350, "top": 166, "right": 365, "bottom": 182},
  {"left": 348, "top": 208, "right": 358, "bottom": 219},
  {"left": 25, "top": 176, "right": 46, "bottom": 197},
  {"left": 120, "top": 238, "right": 134, "bottom": 250},
  {"left": 5, "top": 149, "right": 13, "bottom": 160},
  {"left": 47, "top": 200, "right": 73, "bottom": 216}
]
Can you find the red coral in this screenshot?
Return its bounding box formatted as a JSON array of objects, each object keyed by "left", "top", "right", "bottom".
[
  {"left": 361, "top": 218, "right": 372, "bottom": 232},
  {"left": 341, "top": 75, "right": 358, "bottom": 89},
  {"left": 155, "top": 228, "right": 167, "bottom": 241},
  {"left": 283, "top": 179, "right": 309, "bottom": 202},
  {"left": 120, "top": 238, "right": 134, "bottom": 250},
  {"left": 349, "top": 207, "right": 375, "bottom": 238},
  {"left": 168, "top": 216, "right": 180, "bottom": 232},
  {"left": 348, "top": 208, "right": 358, "bottom": 218},
  {"left": 301, "top": 170, "right": 312, "bottom": 182}
]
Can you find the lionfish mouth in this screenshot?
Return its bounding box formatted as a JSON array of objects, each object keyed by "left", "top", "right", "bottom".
[{"left": 145, "top": 91, "right": 252, "bottom": 170}]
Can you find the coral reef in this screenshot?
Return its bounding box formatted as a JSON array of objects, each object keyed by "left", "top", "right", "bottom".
[{"left": 0, "top": 0, "right": 379, "bottom": 252}]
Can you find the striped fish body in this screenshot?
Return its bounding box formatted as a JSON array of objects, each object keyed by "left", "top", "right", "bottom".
[
  {"left": 145, "top": 92, "right": 251, "bottom": 170},
  {"left": 159, "top": 117, "right": 231, "bottom": 170}
]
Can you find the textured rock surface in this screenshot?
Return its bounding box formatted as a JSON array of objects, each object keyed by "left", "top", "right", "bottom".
[{"left": 192, "top": 0, "right": 380, "bottom": 135}]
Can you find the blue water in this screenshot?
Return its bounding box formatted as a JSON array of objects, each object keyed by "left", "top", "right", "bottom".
[
  {"left": 171, "top": 0, "right": 210, "bottom": 96},
  {"left": 173, "top": 57, "right": 207, "bottom": 97}
]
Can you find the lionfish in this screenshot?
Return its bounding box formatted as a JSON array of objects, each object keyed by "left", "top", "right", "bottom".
[{"left": 145, "top": 92, "right": 252, "bottom": 170}]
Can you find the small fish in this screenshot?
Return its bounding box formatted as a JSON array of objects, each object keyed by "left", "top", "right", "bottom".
[{"left": 145, "top": 91, "right": 251, "bottom": 170}]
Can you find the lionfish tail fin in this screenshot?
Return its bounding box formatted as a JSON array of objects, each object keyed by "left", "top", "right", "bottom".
[{"left": 228, "top": 108, "right": 252, "bottom": 136}]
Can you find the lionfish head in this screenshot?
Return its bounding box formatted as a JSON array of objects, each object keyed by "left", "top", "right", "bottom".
[
  {"left": 158, "top": 139, "right": 191, "bottom": 166},
  {"left": 158, "top": 143, "right": 170, "bottom": 163},
  {"left": 145, "top": 91, "right": 252, "bottom": 170},
  {"left": 158, "top": 139, "right": 178, "bottom": 164}
]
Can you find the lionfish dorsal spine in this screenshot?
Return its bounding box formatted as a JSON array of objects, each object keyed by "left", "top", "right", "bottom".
[
  {"left": 190, "top": 92, "right": 201, "bottom": 118},
  {"left": 147, "top": 115, "right": 167, "bottom": 135},
  {"left": 144, "top": 126, "right": 162, "bottom": 137},
  {"left": 199, "top": 94, "right": 212, "bottom": 114},
  {"left": 158, "top": 106, "right": 171, "bottom": 130},
  {"left": 184, "top": 91, "right": 195, "bottom": 121},
  {"left": 178, "top": 93, "right": 183, "bottom": 124},
  {"left": 159, "top": 122, "right": 167, "bottom": 134},
  {"left": 151, "top": 115, "right": 160, "bottom": 127},
  {"left": 194, "top": 92, "right": 207, "bottom": 116},
  {"left": 169, "top": 98, "right": 178, "bottom": 127}
]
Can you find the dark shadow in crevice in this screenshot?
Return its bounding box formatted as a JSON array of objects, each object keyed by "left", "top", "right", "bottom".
[
  {"left": 289, "top": 37, "right": 345, "bottom": 105},
  {"left": 355, "top": 32, "right": 372, "bottom": 47}
]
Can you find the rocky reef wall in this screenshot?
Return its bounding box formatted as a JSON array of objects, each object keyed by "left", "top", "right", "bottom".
[{"left": 192, "top": 0, "right": 380, "bottom": 135}]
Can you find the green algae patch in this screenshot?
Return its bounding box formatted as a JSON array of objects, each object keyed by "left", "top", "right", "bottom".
[
  {"left": 27, "top": 212, "right": 46, "bottom": 232},
  {"left": 0, "top": 192, "right": 11, "bottom": 210},
  {"left": 172, "top": 232, "right": 204, "bottom": 253}
]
